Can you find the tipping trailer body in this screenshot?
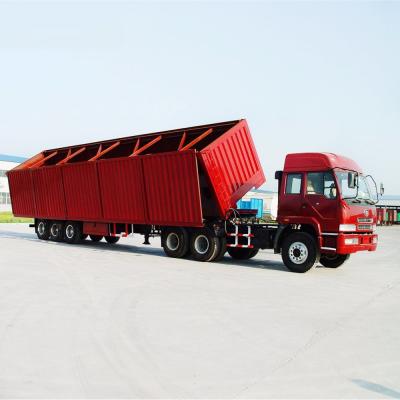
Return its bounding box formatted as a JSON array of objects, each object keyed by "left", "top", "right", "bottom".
[{"left": 8, "top": 120, "right": 265, "bottom": 227}]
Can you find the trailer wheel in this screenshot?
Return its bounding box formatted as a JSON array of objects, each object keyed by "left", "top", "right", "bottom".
[
  {"left": 36, "top": 219, "right": 50, "bottom": 240},
  {"left": 162, "top": 227, "right": 189, "bottom": 258},
  {"left": 105, "top": 236, "right": 120, "bottom": 244},
  {"left": 227, "top": 247, "right": 259, "bottom": 260},
  {"left": 282, "top": 232, "right": 319, "bottom": 273},
  {"left": 49, "top": 221, "right": 64, "bottom": 242},
  {"left": 320, "top": 254, "right": 350, "bottom": 268},
  {"left": 63, "top": 222, "right": 82, "bottom": 244},
  {"left": 90, "top": 235, "right": 103, "bottom": 242},
  {"left": 190, "top": 228, "right": 221, "bottom": 262}
]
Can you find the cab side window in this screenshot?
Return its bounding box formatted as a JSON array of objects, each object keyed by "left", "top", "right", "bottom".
[
  {"left": 286, "top": 173, "right": 302, "bottom": 194},
  {"left": 306, "top": 172, "right": 337, "bottom": 199}
]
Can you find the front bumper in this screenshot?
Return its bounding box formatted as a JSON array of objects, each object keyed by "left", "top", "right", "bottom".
[{"left": 336, "top": 232, "right": 378, "bottom": 254}]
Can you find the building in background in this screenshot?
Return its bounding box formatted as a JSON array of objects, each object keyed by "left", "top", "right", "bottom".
[
  {"left": 0, "top": 154, "right": 27, "bottom": 212},
  {"left": 376, "top": 199, "right": 400, "bottom": 225},
  {"left": 241, "top": 189, "right": 278, "bottom": 220}
]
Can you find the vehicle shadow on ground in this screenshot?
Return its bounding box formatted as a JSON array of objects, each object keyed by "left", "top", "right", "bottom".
[
  {"left": 0, "top": 229, "right": 289, "bottom": 272},
  {"left": 351, "top": 379, "right": 400, "bottom": 399}
]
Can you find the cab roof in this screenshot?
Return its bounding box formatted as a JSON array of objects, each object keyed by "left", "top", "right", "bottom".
[{"left": 284, "top": 153, "right": 362, "bottom": 173}]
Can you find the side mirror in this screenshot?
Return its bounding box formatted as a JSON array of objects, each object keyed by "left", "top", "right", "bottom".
[
  {"left": 275, "top": 171, "right": 283, "bottom": 180},
  {"left": 348, "top": 172, "right": 358, "bottom": 189},
  {"left": 380, "top": 183, "right": 385, "bottom": 196}
]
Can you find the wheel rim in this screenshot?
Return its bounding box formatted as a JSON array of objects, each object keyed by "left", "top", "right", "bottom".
[
  {"left": 66, "top": 225, "right": 75, "bottom": 239},
  {"left": 288, "top": 241, "right": 308, "bottom": 264},
  {"left": 38, "top": 222, "right": 46, "bottom": 236},
  {"left": 50, "top": 224, "right": 59, "bottom": 237},
  {"left": 166, "top": 232, "right": 180, "bottom": 251},
  {"left": 194, "top": 235, "right": 209, "bottom": 255}
]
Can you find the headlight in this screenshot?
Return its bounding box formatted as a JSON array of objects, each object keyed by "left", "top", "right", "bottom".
[
  {"left": 345, "top": 238, "right": 359, "bottom": 245},
  {"left": 339, "top": 224, "right": 357, "bottom": 232}
]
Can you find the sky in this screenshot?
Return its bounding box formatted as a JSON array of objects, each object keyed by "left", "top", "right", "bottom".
[{"left": 0, "top": 1, "right": 399, "bottom": 194}]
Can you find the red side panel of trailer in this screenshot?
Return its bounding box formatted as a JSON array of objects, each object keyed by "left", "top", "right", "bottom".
[
  {"left": 199, "top": 119, "right": 265, "bottom": 216},
  {"left": 31, "top": 167, "right": 66, "bottom": 219},
  {"left": 142, "top": 151, "right": 203, "bottom": 226},
  {"left": 97, "top": 156, "right": 146, "bottom": 224},
  {"left": 62, "top": 163, "right": 103, "bottom": 221},
  {"left": 8, "top": 169, "right": 36, "bottom": 217}
]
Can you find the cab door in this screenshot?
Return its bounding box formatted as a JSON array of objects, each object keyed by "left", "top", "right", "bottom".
[
  {"left": 303, "top": 171, "right": 339, "bottom": 232},
  {"left": 278, "top": 172, "right": 305, "bottom": 223}
]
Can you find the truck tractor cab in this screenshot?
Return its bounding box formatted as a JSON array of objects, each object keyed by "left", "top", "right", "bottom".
[{"left": 275, "top": 153, "right": 378, "bottom": 272}]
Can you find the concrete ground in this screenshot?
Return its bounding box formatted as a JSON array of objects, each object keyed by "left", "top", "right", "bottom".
[{"left": 0, "top": 224, "right": 399, "bottom": 399}]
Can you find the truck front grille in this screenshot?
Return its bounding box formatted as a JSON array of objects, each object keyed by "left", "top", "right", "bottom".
[
  {"left": 358, "top": 224, "right": 373, "bottom": 231},
  {"left": 358, "top": 218, "right": 373, "bottom": 223}
]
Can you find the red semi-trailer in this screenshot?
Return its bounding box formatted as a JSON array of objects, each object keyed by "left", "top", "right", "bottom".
[{"left": 7, "top": 119, "right": 378, "bottom": 272}]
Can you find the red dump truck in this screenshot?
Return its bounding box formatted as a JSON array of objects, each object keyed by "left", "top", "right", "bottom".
[{"left": 7, "top": 119, "right": 378, "bottom": 272}]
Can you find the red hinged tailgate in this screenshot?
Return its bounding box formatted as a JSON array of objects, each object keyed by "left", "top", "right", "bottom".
[{"left": 199, "top": 120, "right": 265, "bottom": 216}]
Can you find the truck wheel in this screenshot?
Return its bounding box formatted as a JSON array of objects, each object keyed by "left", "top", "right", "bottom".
[
  {"left": 320, "top": 254, "right": 350, "bottom": 268},
  {"left": 227, "top": 247, "right": 259, "bottom": 260},
  {"left": 90, "top": 235, "right": 103, "bottom": 242},
  {"left": 282, "top": 232, "right": 319, "bottom": 273},
  {"left": 63, "top": 222, "right": 82, "bottom": 244},
  {"left": 36, "top": 219, "right": 50, "bottom": 240},
  {"left": 49, "top": 221, "right": 64, "bottom": 242},
  {"left": 105, "top": 236, "right": 120, "bottom": 244},
  {"left": 190, "top": 228, "right": 221, "bottom": 262},
  {"left": 162, "top": 227, "right": 189, "bottom": 258},
  {"left": 213, "top": 237, "right": 227, "bottom": 262}
]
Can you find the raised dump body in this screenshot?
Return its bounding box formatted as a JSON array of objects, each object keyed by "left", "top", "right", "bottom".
[{"left": 8, "top": 119, "right": 265, "bottom": 227}]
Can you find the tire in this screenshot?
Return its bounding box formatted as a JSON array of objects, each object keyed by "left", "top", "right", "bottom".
[
  {"left": 190, "top": 228, "right": 221, "bottom": 262},
  {"left": 213, "top": 236, "right": 227, "bottom": 262},
  {"left": 320, "top": 254, "right": 350, "bottom": 268},
  {"left": 49, "top": 221, "right": 64, "bottom": 242},
  {"left": 63, "top": 222, "right": 83, "bottom": 244},
  {"left": 162, "top": 227, "right": 189, "bottom": 258},
  {"left": 282, "top": 232, "right": 319, "bottom": 273},
  {"left": 105, "top": 236, "right": 120, "bottom": 244},
  {"left": 90, "top": 235, "right": 103, "bottom": 242},
  {"left": 35, "top": 219, "right": 50, "bottom": 240},
  {"left": 227, "top": 247, "right": 259, "bottom": 260}
]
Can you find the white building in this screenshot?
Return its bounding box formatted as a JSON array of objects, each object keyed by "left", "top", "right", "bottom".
[
  {"left": 0, "top": 154, "right": 27, "bottom": 212},
  {"left": 244, "top": 189, "right": 278, "bottom": 220}
]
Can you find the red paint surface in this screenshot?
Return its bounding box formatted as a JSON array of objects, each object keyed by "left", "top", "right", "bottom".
[
  {"left": 143, "top": 151, "right": 203, "bottom": 226},
  {"left": 97, "top": 156, "right": 146, "bottom": 224},
  {"left": 284, "top": 153, "right": 363, "bottom": 173},
  {"left": 31, "top": 167, "right": 66, "bottom": 219},
  {"left": 62, "top": 162, "right": 103, "bottom": 221},
  {"left": 7, "top": 169, "right": 36, "bottom": 217},
  {"left": 199, "top": 119, "right": 265, "bottom": 216}
]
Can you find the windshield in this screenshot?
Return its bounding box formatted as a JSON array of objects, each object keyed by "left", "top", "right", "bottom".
[{"left": 335, "top": 170, "right": 374, "bottom": 203}]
